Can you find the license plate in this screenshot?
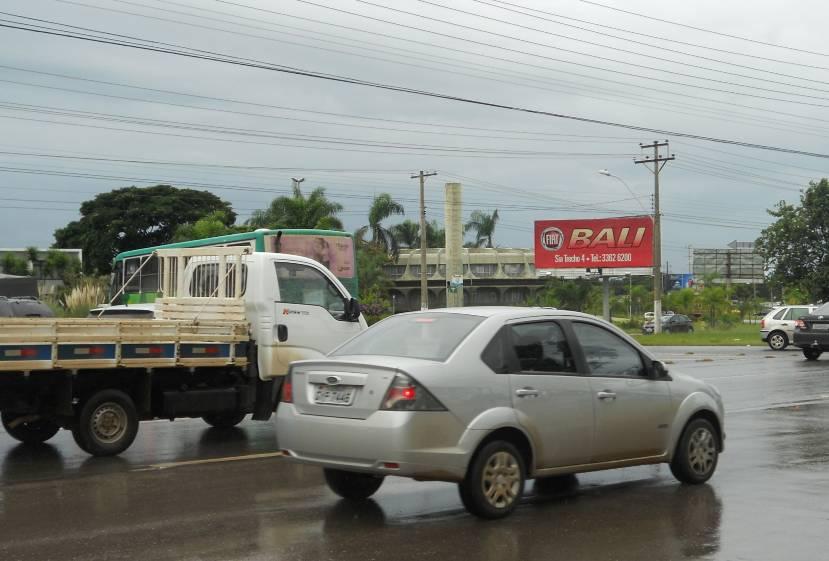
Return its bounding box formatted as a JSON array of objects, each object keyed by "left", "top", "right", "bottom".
[
  {"left": 812, "top": 323, "right": 829, "bottom": 330},
  {"left": 314, "top": 385, "right": 356, "bottom": 406}
]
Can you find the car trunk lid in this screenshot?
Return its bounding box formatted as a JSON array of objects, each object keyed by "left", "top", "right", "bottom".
[{"left": 289, "top": 358, "right": 413, "bottom": 419}]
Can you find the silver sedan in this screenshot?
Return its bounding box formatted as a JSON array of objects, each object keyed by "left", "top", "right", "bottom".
[{"left": 276, "top": 307, "right": 724, "bottom": 519}]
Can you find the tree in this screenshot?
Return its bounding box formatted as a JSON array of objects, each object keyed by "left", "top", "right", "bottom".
[
  {"left": 356, "top": 193, "right": 405, "bottom": 255},
  {"left": 756, "top": 179, "right": 829, "bottom": 301},
  {"left": 173, "top": 211, "right": 239, "bottom": 242},
  {"left": 53, "top": 185, "right": 235, "bottom": 274},
  {"left": 1, "top": 253, "right": 29, "bottom": 276},
  {"left": 247, "top": 184, "right": 343, "bottom": 231},
  {"left": 425, "top": 220, "right": 445, "bottom": 248},
  {"left": 391, "top": 219, "right": 445, "bottom": 249},
  {"left": 391, "top": 220, "right": 420, "bottom": 249},
  {"left": 464, "top": 209, "right": 499, "bottom": 248}
]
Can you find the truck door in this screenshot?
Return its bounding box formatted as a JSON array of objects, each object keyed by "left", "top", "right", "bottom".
[{"left": 271, "top": 260, "right": 364, "bottom": 374}]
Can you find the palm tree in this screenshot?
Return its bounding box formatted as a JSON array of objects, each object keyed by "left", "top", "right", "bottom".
[
  {"left": 247, "top": 184, "right": 343, "bottom": 230},
  {"left": 391, "top": 219, "right": 420, "bottom": 249},
  {"left": 357, "top": 193, "right": 405, "bottom": 255},
  {"left": 464, "top": 209, "right": 500, "bottom": 248}
]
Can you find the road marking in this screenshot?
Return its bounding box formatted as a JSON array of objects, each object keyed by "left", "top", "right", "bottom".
[
  {"left": 134, "top": 451, "right": 284, "bottom": 471},
  {"left": 729, "top": 396, "right": 829, "bottom": 414}
]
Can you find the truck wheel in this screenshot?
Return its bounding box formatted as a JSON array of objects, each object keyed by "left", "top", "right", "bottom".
[
  {"left": 202, "top": 412, "right": 247, "bottom": 428},
  {"left": 72, "top": 390, "right": 139, "bottom": 457},
  {"left": 803, "top": 349, "right": 822, "bottom": 361},
  {"left": 1, "top": 413, "right": 60, "bottom": 444},
  {"left": 458, "top": 440, "right": 526, "bottom": 519},
  {"left": 767, "top": 331, "right": 788, "bottom": 351},
  {"left": 323, "top": 468, "right": 384, "bottom": 500}
]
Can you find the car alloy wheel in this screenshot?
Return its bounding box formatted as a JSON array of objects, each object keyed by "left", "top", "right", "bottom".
[
  {"left": 767, "top": 331, "right": 787, "bottom": 350},
  {"left": 459, "top": 440, "right": 526, "bottom": 519},
  {"left": 670, "top": 418, "right": 719, "bottom": 484},
  {"left": 687, "top": 427, "right": 716, "bottom": 477},
  {"left": 482, "top": 451, "right": 521, "bottom": 509}
]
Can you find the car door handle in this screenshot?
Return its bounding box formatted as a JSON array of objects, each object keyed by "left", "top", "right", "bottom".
[
  {"left": 515, "top": 388, "right": 540, "bottom": 398},
  {"left": 597, "top": 391, "right": 617, "bottom": 401}
]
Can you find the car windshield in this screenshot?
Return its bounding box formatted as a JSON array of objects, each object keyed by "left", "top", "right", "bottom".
[
  {"left": 331, "top": 312, "right": 485, "bottom": 361},
  {"left": 814, "top": 302, "right": 829, "bottom": 315}
]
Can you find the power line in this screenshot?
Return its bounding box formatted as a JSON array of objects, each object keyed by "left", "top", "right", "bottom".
[
  {"left": 579, "top": 0, "right": 829, "bottom": 58},
  {"left": 477, "top": 0, "right": 829, "bottom": 73},
  {"left": 296, "top": 1, "right": 829, "bottom": 106},
  {"left": 10, "top": 8, "right": 829, "bottom": 136},
  {"left": 2, "top": 18, "right": 829, "bottom": 158},
  {"left": 412, "top": 0, "right": 829, "bottom": 93}
]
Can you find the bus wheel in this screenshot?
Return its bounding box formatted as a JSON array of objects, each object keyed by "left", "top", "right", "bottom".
[{"left": 72, "top": 390, "right": 139, "bottom": 457}]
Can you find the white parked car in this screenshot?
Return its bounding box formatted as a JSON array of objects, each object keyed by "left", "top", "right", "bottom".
[
  {"left": 277, "top": 307, "right": 724, "bottom": 519},
  {"left": 760, "top": 305, "right": 817, "bottom": 350}
]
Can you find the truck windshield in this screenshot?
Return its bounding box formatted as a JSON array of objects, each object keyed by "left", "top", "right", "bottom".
[{"left": 331, "top": 313, "right": 484, "bottom": 361}]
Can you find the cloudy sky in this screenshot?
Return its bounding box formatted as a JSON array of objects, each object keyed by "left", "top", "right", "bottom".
[{"left": 2, "top": 0, "right": 828, "bottom": 272}]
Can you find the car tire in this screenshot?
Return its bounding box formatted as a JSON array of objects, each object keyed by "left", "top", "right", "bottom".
[
  {"left": 803, "top": 349, "right": 822, "bottom": 361},
  {"left": 458, "top": 440, "right": 526, "bottom": 519},
  {"left": 323, "top": 468, "right": 384, "bottom": 501},
  {"left": 1, "top": 413, "right": 60, "bottom": 444},
  {"left": 71, "top": 390, "right": 139, "bottom": 457},
  {"left": 202, "top": 412, "right": 247, "bottom": 428},
  {"left": 670, "top": 418, "right": 719, "bottom": 485},
  {"left": 767, "top": 331, "right": 788, "bottom": 351}
]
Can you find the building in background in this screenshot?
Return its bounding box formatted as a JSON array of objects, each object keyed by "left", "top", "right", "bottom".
[
  {"left": 691, "top": 241, "right": 764, "bottom": 286},
  {"left": 0, "top": 248, "right": 83, "bottom": 296},
  {"left": 385, "top": 247, "right": 546, "bottom": 312}
]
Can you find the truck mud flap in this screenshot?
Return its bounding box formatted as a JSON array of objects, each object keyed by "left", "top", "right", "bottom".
[{"left": 252, "top": 377, "right": 283, "bottom": 421}]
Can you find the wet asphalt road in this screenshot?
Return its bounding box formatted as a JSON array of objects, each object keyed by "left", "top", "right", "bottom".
[{"left": 1, "top": 346, "right": 828, "bottom": 561}]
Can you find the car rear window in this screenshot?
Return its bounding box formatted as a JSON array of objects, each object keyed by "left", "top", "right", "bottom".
[
  {"left": 331, "top": 312, "right": 485, "bottom": 361},
  {"left": 814, "top": 302, "right": 829, "bottom": 316}
]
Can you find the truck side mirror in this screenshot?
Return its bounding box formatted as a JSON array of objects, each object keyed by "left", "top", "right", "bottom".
[{"left": 345, "top": 298, "right": 361, "bottom": 321}]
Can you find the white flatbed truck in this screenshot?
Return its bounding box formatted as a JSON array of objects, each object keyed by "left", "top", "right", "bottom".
[{"left": 0, "top": 247, "right": 366, "bottom": 456}]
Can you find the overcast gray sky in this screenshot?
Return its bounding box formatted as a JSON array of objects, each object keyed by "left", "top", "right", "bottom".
[{"left": 2, "top": 0, "right": 828, "bottom": 272}]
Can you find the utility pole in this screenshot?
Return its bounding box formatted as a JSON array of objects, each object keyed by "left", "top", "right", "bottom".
[
  {"left": 635, "top": 141, "right": 674, "bottom": 334},
  {"left": 411, "top": 170, "right": 437, "bottom": 310}
]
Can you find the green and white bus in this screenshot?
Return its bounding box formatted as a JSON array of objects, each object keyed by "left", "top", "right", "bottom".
[{"left": 110, "top": 229, "right": 358, "bottom": 304}]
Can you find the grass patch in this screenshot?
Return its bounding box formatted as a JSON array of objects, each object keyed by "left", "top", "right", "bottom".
[{"left": 629, "top": 323, "right": 760, "bottom": 346}]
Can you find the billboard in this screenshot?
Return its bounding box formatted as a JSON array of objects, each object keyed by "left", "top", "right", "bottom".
[{"left": 534, "top": 216, "right": 654, "bottom": 269}]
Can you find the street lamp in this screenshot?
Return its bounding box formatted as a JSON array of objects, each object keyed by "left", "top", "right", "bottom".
[
  {"left": 291, "top": 177, "right": 305, "bottom": 190},
  {"left": 597, "top": 170, "right": 647, "bottom": 212}
]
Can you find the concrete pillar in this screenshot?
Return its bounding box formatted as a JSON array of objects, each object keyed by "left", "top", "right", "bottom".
[{"left": 445, "top": 182, "right": 463, "bottom": 307}]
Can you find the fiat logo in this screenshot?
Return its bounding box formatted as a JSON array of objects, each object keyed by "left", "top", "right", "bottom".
[
  {"left": 540, "top": 227, "right": 565, "bottom": 251},
  {"left": 326, "top": 375, "right": 341, "bottom": 386}
]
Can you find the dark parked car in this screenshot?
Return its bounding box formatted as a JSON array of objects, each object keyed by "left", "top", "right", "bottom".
[
  {"left": 0, "top": 296, "right": 54, "bottom": 318},
  {"left": 793, "top": 302, "right": 829, "bottom": 360},
  {"left": 643, "top": 314, "right": 694, "bottom": 334}
]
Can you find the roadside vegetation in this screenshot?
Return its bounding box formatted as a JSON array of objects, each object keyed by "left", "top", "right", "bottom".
[{"left": 5, "top": 177, "right": 826, "bottom": 324}]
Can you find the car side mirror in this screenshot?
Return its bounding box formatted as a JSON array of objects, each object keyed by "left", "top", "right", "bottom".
[
  {"left": 344, "top": 298, "right": 361, "bottom": 321},
  {"left": 651, "top": 360, "right": 668, "bottom": 378}
]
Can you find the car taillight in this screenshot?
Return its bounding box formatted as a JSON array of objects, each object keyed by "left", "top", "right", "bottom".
[
  {"left": 760, "top": 319, "right": 765, "bottom": 329},
  {"left": 795, "top": 319, "right": 806, "bottom": 330},
  {"left": 281, "top": 373, "right": 293, "bottom": 403},
  {"left": 380, "top": 374, "right": 445, "bottom": 411}
]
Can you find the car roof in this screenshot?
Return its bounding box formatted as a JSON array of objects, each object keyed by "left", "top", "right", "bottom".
[{"left": 392, "top": 306, "right": 599, "bottom": 321}]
